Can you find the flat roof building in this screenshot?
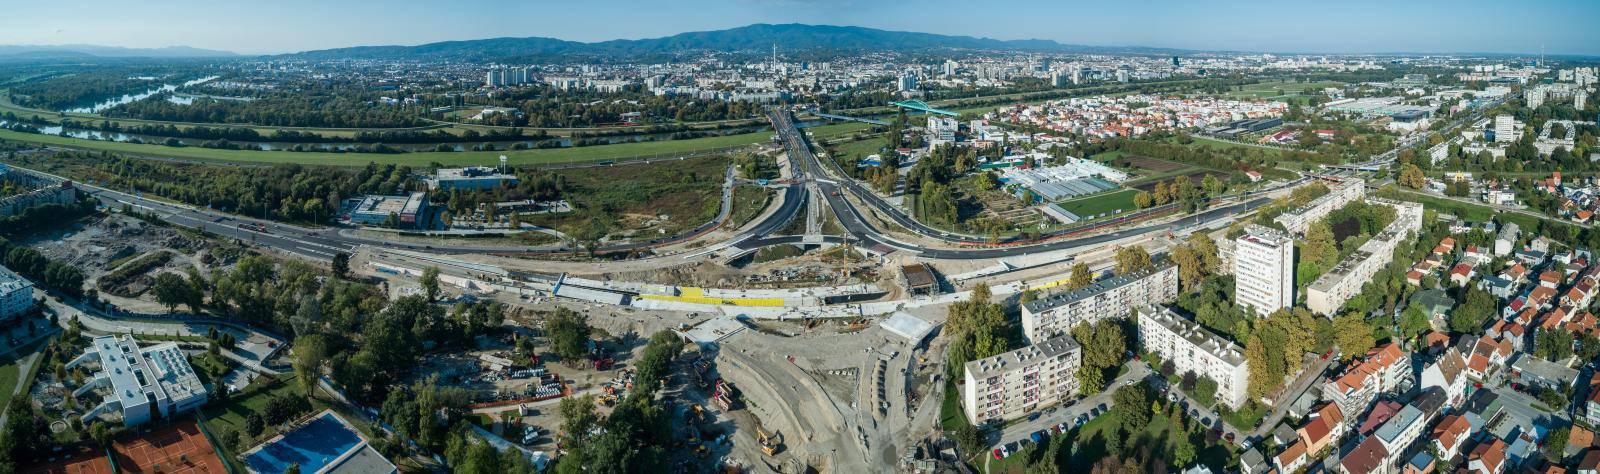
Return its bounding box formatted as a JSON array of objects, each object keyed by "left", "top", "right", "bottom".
[
  {"left": 346, "top": 192, "right": 430, "bottom": 229},
  {"left": 1138, "top": 305, "right": 1250, "bottom": 409},
  {"left": 0, "top": 265, "right": 35, "bottom": 323},
  {"left": 1234, "top": 225, "right": 1295, "bottom": 316},
  {"left": 1020, "top": 262, "right": 1178, "bottom": 343},
  {"left": 428, "top": 166, "right": 520, "bottom": 191},
  {"left": 1306, "top": 199, "right": 1424, "bottom": 315},
  {"left": 68, "top": 335, "right": 208, "bottom": 427},
  {"left": 1274, "top": 178, "right": 1365, "bottom": 235},
  {"left": 962, "top": 333, "right": 1081, "bottom": 425}
]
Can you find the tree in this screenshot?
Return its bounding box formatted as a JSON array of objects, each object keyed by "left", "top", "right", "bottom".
[
  {"left": 1303, "top": 221, "right": 1339, "bottom": 269},
  {"left": 1398, "top": 163, "right": 1427, "bottom": 189},
  {"left": 420, "top": 266, "right": 442, "bottom": 302},
  {"left": 292, "top": 335, "right": 326, "bottom": 400},
  {"left": 1398, "top": 306, "right": 1431, "bottom": 343},
  {"left": 330, "top": 252, "right": 350, "bottom": 279},
  {"left": 151, "top": 272, "right": 194, "bottom": 313},
  {"left": 1450, "top": 287, "right": 1497, "bottom": 333},
  {"left": 1332, "top": 313, "right": 1376, "bottom": 361},
  {"left": 1545, "top": 426, "right": 1570, "bottom": 462},
  {"left": 1132, "top": 191, "right": 1154, "bottom": 209},
  {"left": 1578, "top": 334, "right": 1600, "bottom": 365},
  {"left": 1068, "top": 263, "right": 1093, "bottom": 290},
  {"left": 1112, "top": 383, "right": 1151, "bottom": 433},
  {"left": 546, "top": 308, "right": 592, "bottom": 363},
  {"left": 1114, "top": 246, "right": 1153, "bottom": 275}
]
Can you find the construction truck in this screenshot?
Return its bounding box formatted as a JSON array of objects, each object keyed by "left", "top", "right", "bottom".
[{"left": 757, "top": 427, "right": 783, "bottom": 456}]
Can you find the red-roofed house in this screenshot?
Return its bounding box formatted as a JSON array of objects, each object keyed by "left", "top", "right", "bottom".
[
  {"left": 1358, "top": 401, "right": 1404, "bottom": 437},
  {"left": 1298, "top": 402, "right": 1347, "bottom": 455},
  {"left": 1431, "top": 414, "right": 1473, "bottom": 461},
  {"left": 1342, "top": 436, "right": 1391, "bottom": 474},
  {"left": 1276, "top": 440, "right": 1307, "bottom": 473},
  {"left": 1468, "top": 438, "right": 1508, "bottom": 473}
]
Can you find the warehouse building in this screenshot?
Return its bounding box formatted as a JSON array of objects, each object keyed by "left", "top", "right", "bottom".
[
  {"left": 345, "top": 192, "right": 432, "bottom": 229},
  {"left": 428, "top": 166, "right": 520, "bottom": 191}
]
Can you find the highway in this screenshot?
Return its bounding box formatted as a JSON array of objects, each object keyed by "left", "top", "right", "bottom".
[
  {"left": 4, "top": 108, "right": 1296, "bottom": 266},
  {"left": 769, "top": 109, "right": 1290, "bottom": 259}
]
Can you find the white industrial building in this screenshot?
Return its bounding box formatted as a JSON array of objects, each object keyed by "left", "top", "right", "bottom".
[
  {"left": 962, "top": 333, "right": 1081, "bottom": 425},
  {"left": 1137, "top": 306, "right": 1250, "bottom": 409},
  {"left": 1234, "top": 225, "right": 1296, "bottom": 316},
  {"left": 69, "top": 335, "right": 209, "bottom": 427}
]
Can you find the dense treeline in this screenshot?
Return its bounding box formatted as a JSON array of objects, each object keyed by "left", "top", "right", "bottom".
[
  {"left": 104, "top": 93, "right": 425, "bottom": 128},
  {"left": 0, "top": 236, "right": 86, "bottom": 298},
  {"left": 7, "top": 151, "right": 414, "bottom": 224},
  {"left": 474, "top": 84, "right": 764, "bottom": 127}
]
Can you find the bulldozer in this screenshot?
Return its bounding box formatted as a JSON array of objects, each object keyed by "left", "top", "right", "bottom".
[{"left": 757, "top": 427, "right": 783, "bottom": 456}]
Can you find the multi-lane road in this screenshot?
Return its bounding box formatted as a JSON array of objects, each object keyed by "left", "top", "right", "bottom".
[{"left": 8, "top": 107, "right": 1301, "bottom": 267}]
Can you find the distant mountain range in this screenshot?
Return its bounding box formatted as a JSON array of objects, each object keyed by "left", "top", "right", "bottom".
[
  {"left": 0, "top": 44, "right": 238, "bottom": 59},
  {"left": 284, "top": 23, "right": 1191, "bottom": 61}
]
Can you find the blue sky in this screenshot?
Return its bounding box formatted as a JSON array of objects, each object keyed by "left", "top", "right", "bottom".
[{"left": 3, "top": 0, "right": 1596, "bottom": 56}]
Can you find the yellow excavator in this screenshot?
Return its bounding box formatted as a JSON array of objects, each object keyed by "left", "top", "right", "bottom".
[{"left": 757, "top": 427, "right": 783, "bottom": 456}]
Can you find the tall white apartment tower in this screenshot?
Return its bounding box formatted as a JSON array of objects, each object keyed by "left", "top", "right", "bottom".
[
  {"left": 1234, "top": 225, "right": 1296, "bottom": 316},
  {"left": 1494, "top": 114, "right": 1516, "bottom": 143}
]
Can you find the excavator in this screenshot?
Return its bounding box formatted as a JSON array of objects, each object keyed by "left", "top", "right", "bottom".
[{"left": 757, "top": 427, "right": 783, "bottom": 456}]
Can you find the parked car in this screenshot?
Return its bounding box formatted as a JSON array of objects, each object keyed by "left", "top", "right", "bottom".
[{"left": 992, "top": 448, "right": 1003, "bottom": 460}]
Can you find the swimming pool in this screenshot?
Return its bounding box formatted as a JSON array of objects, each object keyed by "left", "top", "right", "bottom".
[{"left": 241, "top": 411, "right": 364, "bottom": 474}]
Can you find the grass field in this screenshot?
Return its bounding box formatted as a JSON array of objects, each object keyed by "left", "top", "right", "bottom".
[
  {"left": 728, "top": 186, "right": 774, "bottom": 228},
  {"left": 830, "top": 137, "right": 887, "bottom": 162},
  {"left": 0, "top": 338, "right": 49, "bottom": 413},
  {"left": 1053, "top": 188, "right": 1140, "bottom": 220},
  {"left": 200, "top": 373, "right": 326, "bottom": 451},
  {"left": 1220, "top": 80, "right": 1345, "bottom": 101},
  {"left": 0, "top": 127, "right": 768, "bottom": 167},
  {"left": 804, "top": 121, "right": 877, "bottom": 139}
]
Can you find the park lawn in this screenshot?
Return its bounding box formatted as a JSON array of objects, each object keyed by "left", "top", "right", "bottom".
[
  {"left": 0, "top": 358, "right": 20, "bottom": 412},
  {"left": 0, "top": 127, "right": 768, "bottom": 167},
  {"left": 1089, "top": 150, "right": 1129, "bottom": 163},
  {"left": 0, "top": 338, "right": 50, "bottom": 414},
  {"left": 805, "top": 121, "right": 876, "bottom": 139},
  {"left": 829, "top": 137, "right": 887, "bottom": 163},
  {"left": 201, "top": 374, "right": 318, "bottom": 437},
  {"left": 941, "top": 382, "right": 970, "bottom": 432},
  {"left": 1054, "top": 188, "right": 1140, "bottom": 220}
]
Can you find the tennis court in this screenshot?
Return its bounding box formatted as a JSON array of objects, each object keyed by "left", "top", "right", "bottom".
[
  {"left": 241, "top": 410, "right": 364, "bottom": 474},
  {"left": 111, "top": 420, "right": 227, "bottom": 474}
]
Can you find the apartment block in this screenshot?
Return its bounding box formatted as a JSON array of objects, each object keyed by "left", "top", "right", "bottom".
[
  {"left": 1273, "top": 178, "right": 1365, "bottom": 235},
  {"left": 1306, "top": 199, "right": 1424, "bottom": 315},
  {"left": 1234, "top": 225, "right": 1295, "bottom": 316},
  {"left": 1020, "top": 262, "right": 1178, "bottom": 343},
  {"left": 0, "top": 265, "right": 35, "bottom": 323},
  {"left": 962, "top": 334, "right": 1082, "bottom": 425},
  {"left": 1137, "top": 305, "right": 1250, "bottom": 409},
  {"left": 1324, "top": 343, "right": 1413, "bottom": 425}
]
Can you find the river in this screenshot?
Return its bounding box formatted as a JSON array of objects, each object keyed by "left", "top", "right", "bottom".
[{"left": 65, "top": 75, "right": 222, "bottom": 113}]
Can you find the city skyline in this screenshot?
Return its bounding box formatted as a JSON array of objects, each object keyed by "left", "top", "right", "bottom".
[{"left": 2, "top": 0, "right": 1597, "bottom": 56}]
